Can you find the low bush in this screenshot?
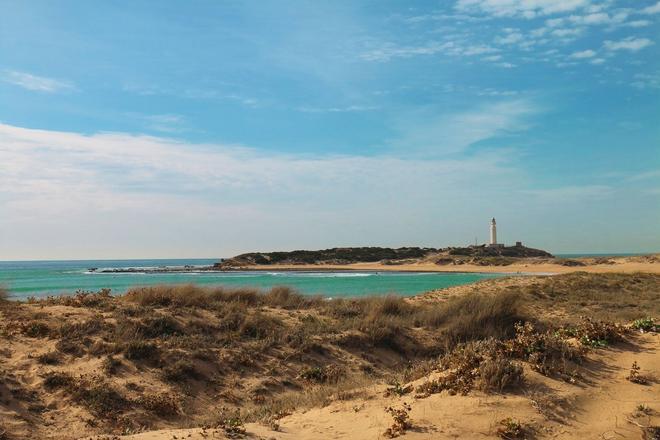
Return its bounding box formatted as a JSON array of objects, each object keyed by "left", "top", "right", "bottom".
[
  {"left": 20, "top": 321, "right": 51, "bottom": 338},
  {"left": 298, "top": 365, "right": 344, "bottom": 384},
  {"left": 36, "top": 351, "right": 61, "bottom": 365},
  {"left": 42, "top": 371, "right": 75, "bottom": 390},
  {"left": 571, "top": 317, "right": 626, "bottom": 347},
  {"left": 141, "top": 315, "right": 183, "bottom": 338},
  {"left": 504, "top": 322, "right": 583, "bottom": 379},
  {"left": 58, "top": 318, "right": 103, "bottom": 339},
  {"left": 476, "top": 357, "right": 524, "bottom": 393},
  {"left": 55, "top": 339, "right": 87, "bottom": 357},
  {"left": 632, "top": 317, "right": 657, "bottom": 332},
  {"left": 162, "top": 359, "right": 199, "bottom": 382},
  {"left": 439, "top": 292, "right": 524, "bottom": 345},
  {"left": 123, "top": 341, "right": 159, "bottom": 361},
  {"left": 137, "top": 393, "right": 180, "bottom": 417},
  {"left": 101, "top": 355, "right": 122, "bottom": 375},
  {"left": 383, "top": 403, "right": 412, "bottom": 438},
  {"left": 71, "top": 381, "right": 130, "bottom": 418},
  {"left": 239, "top": 312, "right": 283, "bottom": 341}
]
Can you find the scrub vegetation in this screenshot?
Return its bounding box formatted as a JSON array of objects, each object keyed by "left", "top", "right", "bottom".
[{"left": 0, "top": 272, "right": 657, "bottom": 438}]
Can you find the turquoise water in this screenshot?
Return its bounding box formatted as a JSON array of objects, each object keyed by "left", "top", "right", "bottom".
[{"left": 0, "top": 259, "right": 502, "bottom": 299}]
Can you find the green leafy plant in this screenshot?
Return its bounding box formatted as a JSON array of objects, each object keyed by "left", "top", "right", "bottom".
[{"left": 632, "top": 317, "right": 657, "bottom": 332}]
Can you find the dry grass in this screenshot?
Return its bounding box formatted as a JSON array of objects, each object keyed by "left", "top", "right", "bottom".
[
  {"left": 519, "top": 272, "right": 660, "bottom": 321},
  {"left": 1, "top": 272, "right": 658, "bottom": 439}
]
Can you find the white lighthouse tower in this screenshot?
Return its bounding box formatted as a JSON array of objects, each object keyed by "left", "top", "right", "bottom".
[{"left": 489, "top": 218, "right": 498, "bottom": 246}]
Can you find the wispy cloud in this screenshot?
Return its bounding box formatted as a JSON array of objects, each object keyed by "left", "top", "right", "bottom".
[
  {"left": 455, "top": 0, "right": 591, "bottom": 18},
  {"left": 1, "top": 70, "right": 74, "bottom": 93},
  {"left": 570, "top": 49, "right": 596, "bottom": 59},
  {"left": 360, "top": 41, "right": 497, "bottom": 62},
  {"left": 141, "top": 114, "right": 187, "bottom": 133},
  {"left": 604, "top": 37, "right": 654, "bottom": 52},
  {"left": 296, "top": 105, "right": 379, "bottom": 113},
  {"left": 641, "top": 1, "right": 660, "bottom": 14},
  {"left": 392, "top": 99, "right": 539, "bottom": 154},
  {"left": 522, "top": 185, "right": 613, "bottom": 201},
  {"left": 631, "top": 72, "right": 660, "bottom": 89}
]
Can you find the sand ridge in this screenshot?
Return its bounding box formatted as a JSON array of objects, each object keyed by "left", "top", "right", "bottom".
[{"left": 96, "top": 333, "right": 660, "bottom": 440}]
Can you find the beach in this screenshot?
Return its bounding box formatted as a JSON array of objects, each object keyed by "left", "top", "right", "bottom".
[{"left": 234, "top": 256, "right": 660, "bottom": 275}]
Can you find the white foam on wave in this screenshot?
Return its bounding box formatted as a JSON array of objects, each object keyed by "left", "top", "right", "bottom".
[{"left": 281, "top": 272, "right": 374, "bottom": 278}]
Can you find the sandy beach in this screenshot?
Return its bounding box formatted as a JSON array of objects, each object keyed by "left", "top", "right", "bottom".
[{"left": 234, "top": 256, "right": 660, "bottom": 275}]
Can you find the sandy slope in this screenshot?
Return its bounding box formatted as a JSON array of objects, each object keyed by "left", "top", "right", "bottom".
[
  {"left": 233, "top": 257, "right": 660, "bottom": 275},
  {"left": 103, "top": 333, "right": 660, "bottom": 440}
]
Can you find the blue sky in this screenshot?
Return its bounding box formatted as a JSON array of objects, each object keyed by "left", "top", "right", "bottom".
[{"left": 0, "top": 0, "right": 659, "bottom": 259}]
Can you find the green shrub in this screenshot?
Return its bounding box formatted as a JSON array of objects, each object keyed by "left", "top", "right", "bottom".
[{"left": 631, "top": 317, "right": 657, "bottom": 332}]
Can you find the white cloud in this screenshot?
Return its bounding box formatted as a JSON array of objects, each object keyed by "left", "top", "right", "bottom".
[
  {"left": 631, "top": 72, "right": 660, "bottom": 89},
  {"left": 570, "top": 49, "right": 596, "bottom": 59},
  {"left": 641, "top": 1, "right": 660, "bottom": 14},
  {"left": 551, "top": 28, "right": 583, "bottom": 38},
  {"left": 496, "top": 32, "right": 524, "bottom": 44},
  {"left": 141, "top": 114, "right": 186, "bottom": 133},
  {"left": 297, "top": 105, "right": 379, "bottom": 113},
  {"left": 392, "top": 99, "right": 537, "bottom": 154},
  {"left": 604, "top": 37, "right": 654, "bottom": 52},
  {"left": 567, "top": 10, "right": 629, "bottom": 25},
  {"left": 625, "top": 20, "right": 652, "bottom": 27},
  {"left": 360, "top": 41, "right": 497, "bottom": 62},
  {"left": 455, "top": 0, "right": 590, "bottom": 18},
  {"left": 0, "top": 122, "right": 529, "bottom": 258},
  {"left": 1, "top": 70, "right": 74, "bottom": 93}
]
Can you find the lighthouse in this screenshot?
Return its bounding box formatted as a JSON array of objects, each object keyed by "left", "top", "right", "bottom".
[{"left": 489, "top": 218, "right": 498, "bottom": 246}]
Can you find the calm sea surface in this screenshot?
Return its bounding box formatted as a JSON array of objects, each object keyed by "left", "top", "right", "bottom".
[{"left": 0, "top": 259, "right": 503, "bottom": 299}]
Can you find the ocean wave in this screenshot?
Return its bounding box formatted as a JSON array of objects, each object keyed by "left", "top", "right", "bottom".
[{"left": 278, "top": 272, "right": 375, "bottom": 278}]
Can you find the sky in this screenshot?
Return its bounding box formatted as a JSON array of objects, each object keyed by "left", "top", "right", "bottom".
[{"left": 0, "top": 0, "right": 659, "bottom": 260}]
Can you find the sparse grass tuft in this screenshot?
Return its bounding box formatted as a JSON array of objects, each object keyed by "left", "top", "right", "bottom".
[
  {"left": 162, "top": 359, "right": 199, "bottom": 382},
  {"left": 20, "top": 321, "right": 51, "bottom": 338},
  {"left": 42, "top": 371, "right": 75, "bottom": 390},
  {"left": 496, "top": 417, "right": 525, "bottom": 439},
  {"left": 627, "top": 361, "right": 648, "bottom": 385},
  {"left": 101, "top": 355, "right": 122, "bottom": 375},
  {"left": 123, "top": 340, "right": 159, "bottom": 361},
  {"left": 298, "top": 365, "right": 344, "bottom": 384},
  {"left": 439, "top": 292, "right": 524, "bottom": 345},
  {"left": 137, "top": 393, "right": 180, "bottom": 417},
  {"left": 36, "top": 351, "right": 61, "bottom": 365}
]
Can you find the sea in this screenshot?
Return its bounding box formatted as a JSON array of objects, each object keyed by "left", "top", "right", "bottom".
[{"left": 0, "top": 258, "right": 503, "bottom": 300}]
